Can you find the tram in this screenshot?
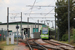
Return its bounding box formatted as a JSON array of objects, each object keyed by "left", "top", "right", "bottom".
[{"left": 40, "top": 27, "right": 50, "bottom": 40}]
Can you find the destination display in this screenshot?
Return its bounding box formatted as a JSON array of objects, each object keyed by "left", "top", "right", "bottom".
[{"left": 42, "top": 27, "right": 48, "bottom": 34}]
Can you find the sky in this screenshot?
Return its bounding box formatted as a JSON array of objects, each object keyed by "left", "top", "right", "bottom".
[{"left": 0, "top": 0, "right": 57, "bottom": 28}]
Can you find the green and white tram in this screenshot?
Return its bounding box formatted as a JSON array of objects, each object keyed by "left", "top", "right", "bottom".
[{"left": 40, "top": 27, "right": 50, "bottom": 40}]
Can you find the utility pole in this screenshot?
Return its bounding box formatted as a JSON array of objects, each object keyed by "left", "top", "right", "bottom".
[
  {"left": 21, "top": 12, "right": 23, "bottom": 39},
  {"left": 7, "top": 7, "right": 9, "bottom": 45},
  {"left": 57, "top": 0, "right": 59, "bottom": 41},
  {"left": 68, "top": 0, "right": 70, "bottom": 42}
]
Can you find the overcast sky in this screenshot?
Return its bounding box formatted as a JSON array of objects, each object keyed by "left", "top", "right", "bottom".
[{"left": 0, "top": 0, "right": 57, "bottom": 28}]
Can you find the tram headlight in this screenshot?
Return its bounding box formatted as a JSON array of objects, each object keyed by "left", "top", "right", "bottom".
[
  {"left": 45, "top": 35, "right": 48, "bottom": 37},
  {"left": 41, "top": 35, "right": 44, "bottom": 37}
]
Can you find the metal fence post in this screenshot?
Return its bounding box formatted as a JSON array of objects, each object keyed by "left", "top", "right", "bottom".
[{"left": 1, "top": 28, "right": 3, "bottom": 41}]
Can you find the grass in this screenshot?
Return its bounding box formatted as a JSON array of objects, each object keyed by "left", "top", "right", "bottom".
[
  {"left": 0, "top": 41, "right": 17, "bottom": 50},
  {"left": 59, "top": 40, "right": 75, "bottom": 47},
  {"left": 54, "top": 38, "right": 75, "bottom": 47}
]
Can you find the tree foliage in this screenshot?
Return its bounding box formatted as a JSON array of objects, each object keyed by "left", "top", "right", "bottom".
[
  {"left": 55, "top": 0, "right": 75, "bottom": 40},
  {"left": 0, "top": 22, "right": 2, "bottom": 23}
]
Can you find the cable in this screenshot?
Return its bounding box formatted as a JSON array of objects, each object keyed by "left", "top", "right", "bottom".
[
  {"left": 31, "top": 17, "right": 36, "bottom": 21},
  {"left": 44, "top": 0, "right": 56, "bottom": 16},
  {"left": 45, "top": 8, "right": 55, "bottom": 16},
  {"left": 29, "top": 0, "right": 36, "bottom": 16}
]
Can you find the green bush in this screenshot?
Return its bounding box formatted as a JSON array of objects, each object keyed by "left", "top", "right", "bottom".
[
  {"left": 62, "top": 34, "right": 68, "bottom": 41},
  {"left": 69, "top": 39, "right": 74, "bottom": 44},
  {"left": 73, "top": 33, "right": 75, "bottom": 43},
  {"left": 0, "top": 48, "right": 3, "bottom": 50}
]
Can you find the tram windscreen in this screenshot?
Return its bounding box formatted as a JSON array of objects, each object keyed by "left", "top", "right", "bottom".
[{"left": 42, "top": 27, "right": 48, "bottom": 34}]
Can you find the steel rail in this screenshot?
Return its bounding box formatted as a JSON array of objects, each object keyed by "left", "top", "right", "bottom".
[
  {"left": 43, "top": 40, "right": 74, "bottom": 50},
  {"left": 27, "top": 38, "right": 48, "bottom": 50},
  {"left": 49, "top": 40, "right": 75, "bottom": 48},
  {"left": 27, "top": 39, "right": 46, "bottom": 50},
  {"left": 26, "top": 40, "right": 33, "bottom": 50},
  {"left": 33, "top": 41, "right": 48, "bottom": 50}
]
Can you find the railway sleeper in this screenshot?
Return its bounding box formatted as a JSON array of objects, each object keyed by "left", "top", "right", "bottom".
[
  {"left": 26, "top": 43, "right": 46, "bottom": 50},
  {"left": 50, "top": 40, "right": 75, "bottom": 48},
  {"left": 44, "top": 40, "right": 74, "bottom": 50}
]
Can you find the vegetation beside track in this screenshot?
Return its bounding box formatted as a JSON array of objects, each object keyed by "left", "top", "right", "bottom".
[
  {"left": 0, "top": 41, "right": 17, "bottom": 50},
  {"left": 55, "top": 0, "right": 75, "bottom": 41}
]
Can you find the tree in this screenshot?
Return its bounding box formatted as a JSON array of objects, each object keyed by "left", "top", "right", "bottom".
[
  {"left": 55, "top": 0, "right": 75, "bottom": 40},
  {"left": 0, "top": 22, "right": 2, "bottom": 23}
]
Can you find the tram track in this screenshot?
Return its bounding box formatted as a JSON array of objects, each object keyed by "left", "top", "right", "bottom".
[
  {"left": 43, "top": 40, "right": 75, "bottom": 50},
  {"left": 26, "top": 39, "right": 48, "bottom": 50},
  {"left": 50, "top": 40, "right": 75, "bottom": 48},
  {"left": 26, "top": 39, "right": 63, "bottom": 50},
  {"left": 19, "top": 39, "right": 75, "bottom": 50}
]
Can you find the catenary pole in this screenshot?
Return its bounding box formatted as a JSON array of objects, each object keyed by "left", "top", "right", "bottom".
[
  {"left": 35, "top": 22, "right": 36, "bottom": 32},
  {"left": 21, "top": 12, "right": 23, "bottom": 39},
  {"left": 27, "top": 17, "right": 29, "bottom": 27},
  {"left": 7, "top": 7, "right": 9, "bottom": 45},
  {"left": 68, "top": 0, "right": 70, "bottom": 42},
  {"left": 57, "top": 0, "right": 59, "bottom": 41},
  {"left": 55, "top": 7, "right": 56, "bottom": 39},
  {"left": 37, "top": 20, "right": 39, "bottom": 32},
  {"left": 27, "top": 17, "right": 29, "bottom": 38}
]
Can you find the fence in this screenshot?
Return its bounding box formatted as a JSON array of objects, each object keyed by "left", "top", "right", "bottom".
[{"left": 0, "top": 29, "right": 7, "bottom": 41}]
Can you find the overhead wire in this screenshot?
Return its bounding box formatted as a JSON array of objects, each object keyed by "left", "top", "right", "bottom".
[
  {"left": 29, "top": 0, "right": 36, "bottom": 16},
  {"left": 44, "top": 8, "right": 55, "bottom": 16},
  {"left": 28, "top": 0, "right": 55, "bottom": 23}
]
